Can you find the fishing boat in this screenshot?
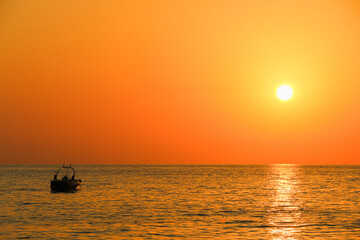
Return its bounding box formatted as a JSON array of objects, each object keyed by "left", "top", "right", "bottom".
[{"left": 50, "top": 164, "right": 82, "bottom": 192}]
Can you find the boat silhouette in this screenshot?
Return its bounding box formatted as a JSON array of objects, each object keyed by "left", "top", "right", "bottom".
[{"left": 51, "top": 164, "right": 82, "bottom": 192}]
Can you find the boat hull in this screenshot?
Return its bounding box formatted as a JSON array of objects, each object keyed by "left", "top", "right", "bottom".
[{"left": 50, "top": 180, "right": 81, "bottom": 192}]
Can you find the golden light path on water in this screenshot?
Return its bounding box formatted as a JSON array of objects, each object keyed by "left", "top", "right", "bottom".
[{"left": 267, "top": 165, "right": 304, "bottom": 239}]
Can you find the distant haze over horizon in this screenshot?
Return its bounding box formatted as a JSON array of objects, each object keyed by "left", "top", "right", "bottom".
[{"left": 1, "top": 0, "right": 360, "bottom": 164}]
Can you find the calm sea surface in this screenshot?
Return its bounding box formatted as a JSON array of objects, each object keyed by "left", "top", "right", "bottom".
[{"left": 1, "top": 165, "right": 360, "bottom": 239}]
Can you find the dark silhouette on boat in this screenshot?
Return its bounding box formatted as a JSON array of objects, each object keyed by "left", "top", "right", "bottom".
[{"left": 51, "top": 164, "right": 82, "bottom": 192}]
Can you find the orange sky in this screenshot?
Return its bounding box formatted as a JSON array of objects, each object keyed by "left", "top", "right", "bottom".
[{"left": 1, "top": 0, "right": 360, "bottom": 164}]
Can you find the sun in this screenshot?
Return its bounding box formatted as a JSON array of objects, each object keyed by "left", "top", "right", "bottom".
[{"left": 276, "top": 85, "right": 293, "bottom": 100}]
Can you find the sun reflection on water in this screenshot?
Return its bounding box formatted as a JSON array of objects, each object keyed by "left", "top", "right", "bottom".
[{"left": 267, "top": 164, "right": 304, "bottom": 240}]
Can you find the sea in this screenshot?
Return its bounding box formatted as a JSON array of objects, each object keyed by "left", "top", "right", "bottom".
[{"left": 1, "top": 165, "right": 360, "bottom": 239}]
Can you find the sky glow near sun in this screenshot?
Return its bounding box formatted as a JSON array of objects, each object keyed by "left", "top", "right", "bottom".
[{"left": 0, "top": 0, "right": 360, "bottom": 164}]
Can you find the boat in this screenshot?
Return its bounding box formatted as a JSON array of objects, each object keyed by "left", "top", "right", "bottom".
[{"left": 51, "top": 164, "right": 82, "bottom": 192}]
